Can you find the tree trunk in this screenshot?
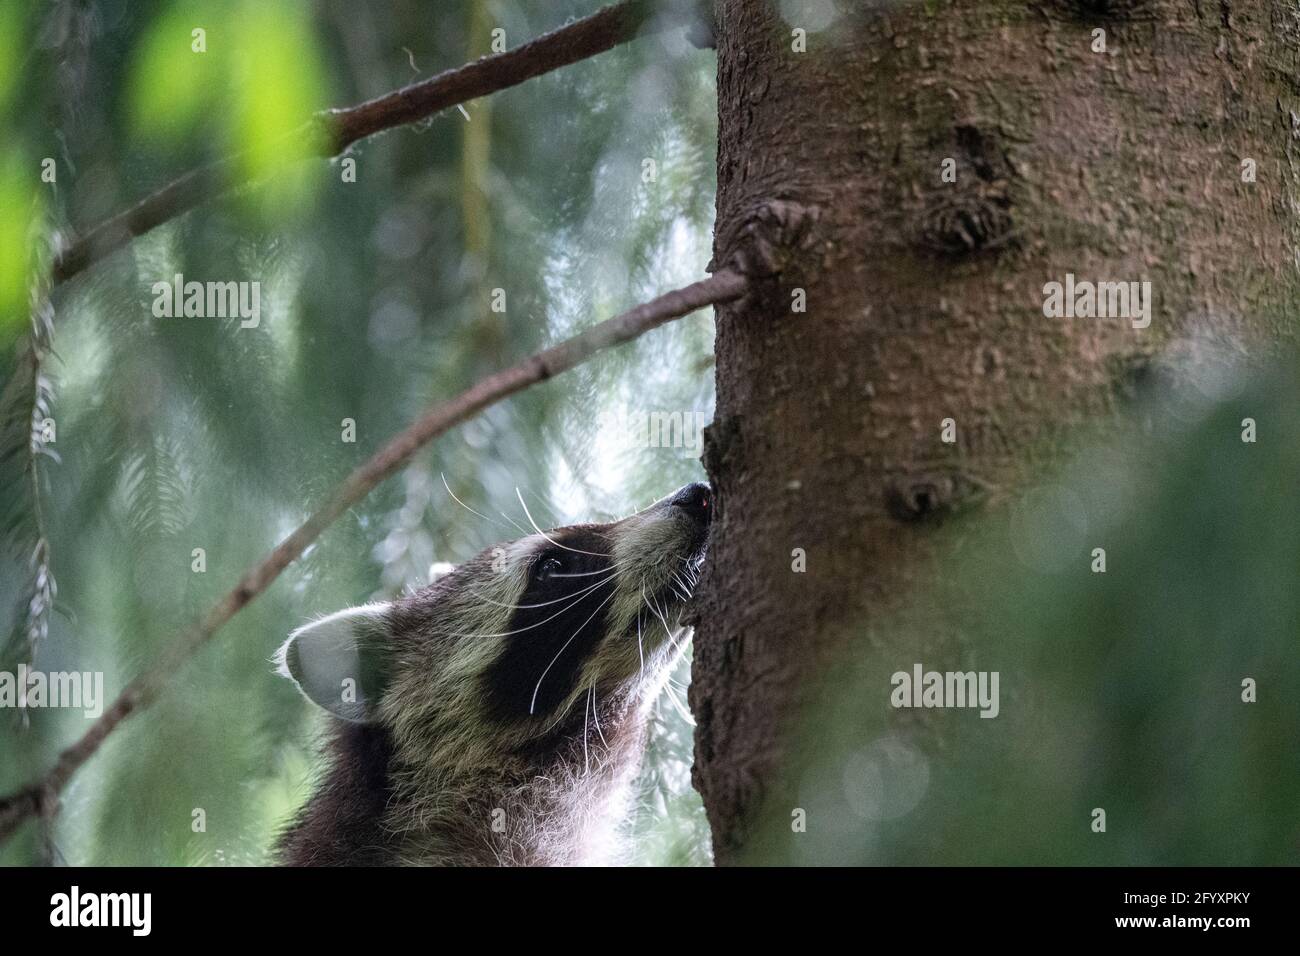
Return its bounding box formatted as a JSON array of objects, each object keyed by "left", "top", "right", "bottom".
[{"left": 691, "top": 0, "right": 1299, "bottom": 864}]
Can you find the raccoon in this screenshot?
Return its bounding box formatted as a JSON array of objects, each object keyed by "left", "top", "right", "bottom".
[{"left": 274, "top": 482, "right": 711, "bottom": 866}]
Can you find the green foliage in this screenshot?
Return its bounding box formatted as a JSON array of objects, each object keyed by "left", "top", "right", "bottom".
[
  {"left": 0, "top": 152, "right": 40, "bottom": 331},
  {"left": 0, "top": 4, "right": 26, "bottom": 117},
  {"left": 125, "top": 1, "right": 226, "bottom": 143},
  {"left": 1, "top": 0, "right": 715, "bottom": 866},
  {"left": 126, "top": 0, "right": 330, "bottom": 215},
  {"left": 750, "top": 352, "right": 1300, "bottom": 865}
]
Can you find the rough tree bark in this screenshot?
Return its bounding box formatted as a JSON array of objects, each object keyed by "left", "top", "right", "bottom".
[{"left": 690, "top": 0, "right": 1298, "bottom": 863}]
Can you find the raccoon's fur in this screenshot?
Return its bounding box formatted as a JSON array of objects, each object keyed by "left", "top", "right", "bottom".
[{"left": 274, "top": 482, "right": 712, "bottom": 866}]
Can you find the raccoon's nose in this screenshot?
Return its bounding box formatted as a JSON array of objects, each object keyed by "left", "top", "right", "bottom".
[{"left": 669, "top": 482, "right": 712, "bottom": 526}]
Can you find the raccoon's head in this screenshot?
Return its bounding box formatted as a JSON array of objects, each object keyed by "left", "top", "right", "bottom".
[{"left": 276, "top": 482, "right": 711, "bottom": 773}]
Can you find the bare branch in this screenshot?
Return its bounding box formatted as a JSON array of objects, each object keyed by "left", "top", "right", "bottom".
[
  {"left": 0, "top": 268, "right": 749, "bottom": 847},
  {"left": 51, "top": 0, "right": 666, "bottom": 285}
]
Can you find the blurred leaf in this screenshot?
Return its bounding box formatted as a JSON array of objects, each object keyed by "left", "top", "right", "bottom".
[
  {"left": 125, "top": 1, "right": 227, "bottom": 144},
  {"left": 0, "top": 151, "right": 40, "bottom": 335},
  {"left": 227, "top": 0, "right": 329, "bottom": 213},
  {"left": 126, "top": 0, "right": 328, "bottom": 216},
  {"left": 0, "top": 3, "right": 26, "bottom": 118}
]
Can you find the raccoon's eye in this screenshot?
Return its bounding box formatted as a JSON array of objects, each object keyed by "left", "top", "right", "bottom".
[{"left": 536, "top": 556, "right": 564, "bottom": 581}]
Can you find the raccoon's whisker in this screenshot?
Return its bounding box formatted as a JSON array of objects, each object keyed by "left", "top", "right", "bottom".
[
  {"left": 497, "top": 510, "right": 531, "bottom": 535},
  {"left": 636, "top": 609, "right": 646, "bottom": 681},
  {"left": 583, "top": 684, "right": 592, "bottom": 774},
  {"left": 659, "top": 602, "right": 681, "bottom": 643},
  {"left": 528, "top": 587, "right": 619, "bottom": 715},
  {"left": 641, "top": 582, "right": 677, "bottom": 644},
  {"left": 453, "top": 566, "right": 616, "bottom": 615},
  {"left": 678, "top": 552, "right": 706, "bottom": 578},
  {"left": 451, "top": 556, "right": 630, "bottom": 611},
  {"left": 652, "top": 591, "right": 671, "bottom": 631},
  {"left": 465, "top": 564, "right": 623, "bottom": 611},
  {"left": 661, "top": 678, "right": 694, "bottom": 727},
  {"left": 546, "top": 559, "right": 633, "bottom": 578},
  {"left": 468, "top": 580, "right": 608, "bottom": 613},
  {"left": 516, "top": 488, "right": 611, "bottom": 557},
  {"left": 518, "top": 484, "right": 563, "bottom": 524},
  {"left": 639, "top": 585, "right": 654, "bottom": 631},
  {"left": 452, "top": 573, "right": 615, "bottom": 639},
  {"left": 440, "top": 473, "right": 516, "bottom": 534},
  {"left": 590, "top": 683, "right": 607, "bottom": 748}
]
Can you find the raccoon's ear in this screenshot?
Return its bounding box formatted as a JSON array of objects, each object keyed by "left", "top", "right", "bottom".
[{"left": 275, "top": 604, "right": 392, "bottom": 723}]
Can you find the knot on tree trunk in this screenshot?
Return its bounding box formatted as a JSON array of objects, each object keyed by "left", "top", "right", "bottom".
[
  {"left": 885, "top": 469, "right": 991, "bottom": 525},
  {"left": 918, "top": 124, "right": 1016, "bottom": 257},
  {"left": 713, "top": 198, "right": 821, "bottom": 281}
]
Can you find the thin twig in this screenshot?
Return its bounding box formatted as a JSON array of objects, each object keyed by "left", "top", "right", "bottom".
[
  {"left": 0, "top": 268, "right": 748, "bottom": 846},
  {"left": 50, "top": 0, "right": 664, "bottom": 285}
]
